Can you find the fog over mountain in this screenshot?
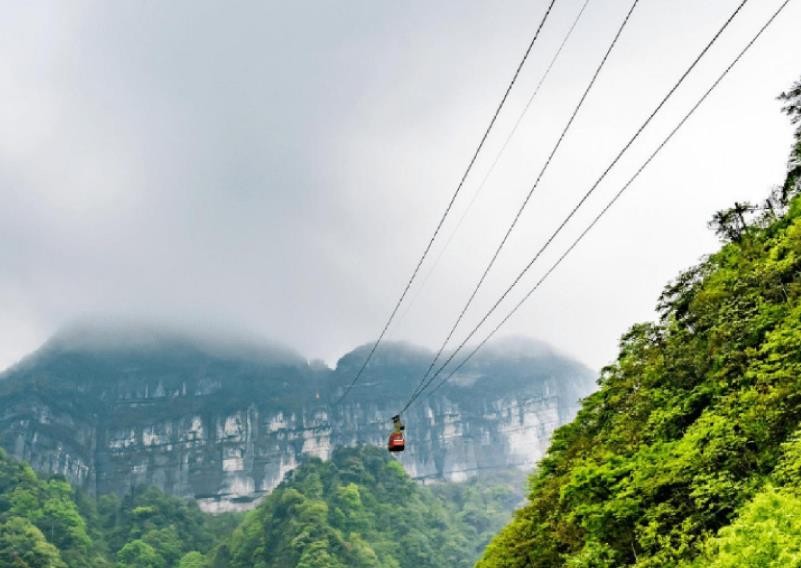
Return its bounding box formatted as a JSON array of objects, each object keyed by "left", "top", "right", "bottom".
[
  {"left": 0, "top": 323, "right": 595, "bottom": 512},
  {"left": 1, "top": 1, "right": 800, "bottom": 375}
]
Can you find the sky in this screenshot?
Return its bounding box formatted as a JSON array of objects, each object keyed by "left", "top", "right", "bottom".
[{"left": 1, "top": 0, "right": 800, "bottom": 373}]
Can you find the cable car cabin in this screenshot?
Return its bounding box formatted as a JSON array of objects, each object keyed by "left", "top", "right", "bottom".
[
  {"left": 388, "top": 415, "right": 406, "bottom": 452},
  {"left": 388, "top": 431, "right": 405, "bottom": 452}
]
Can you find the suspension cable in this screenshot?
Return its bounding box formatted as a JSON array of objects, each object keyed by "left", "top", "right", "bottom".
[
  {"left": 419, "top": 0, "right": 794, "bottom": 403},
  {"left": 394, "top": 0, "right": 594, "bottom": 329},
  {"left": 404, "top": 0, "right": 767, "bottom": 410},
  {"left": 404, "top": 0, "right": 641, "bottom": 409},
  {"left": 334, "top": 0, "right": 559, "bottom": 405}
]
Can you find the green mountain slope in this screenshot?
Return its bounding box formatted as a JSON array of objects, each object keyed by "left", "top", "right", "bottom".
[
  {"left": 210, "top": 445, "right": 521, "bottom": 568},
  {"left": 478, "top": 78, "right": 801, "bottom": 567},
  {"left": 0, "top": 446, "right": 239, "bottom": 567},
  {"left": 0, "top": 444, "right": 520, "bottom": 567}
]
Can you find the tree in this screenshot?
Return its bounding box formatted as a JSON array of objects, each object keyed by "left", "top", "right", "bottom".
[
  {"left": 694, "top": 487, "right": 801, "bottom": 567},
  {"left": 708, "top": 201, "right": 756, "bottom": 242},
  {"left": 779, "top": 78, "right": 801, "bottom": 201},
  {"left": 178, "top": 551, "right": 207, "bottom": 568},
  {"left": 0, "top": 516, "right": 67, "bottom": 568},
  {"left": 779, "top": 78, "right": 801, "bottom": 136},
  {"left": 142, "top": 527, "right": 183, "bottom": 567},
  {"left": 39, "top": 480, "right": 92, "bottom": 555},
  {"left": 116, "top": 539, "right": 165, "bottom": 568}
]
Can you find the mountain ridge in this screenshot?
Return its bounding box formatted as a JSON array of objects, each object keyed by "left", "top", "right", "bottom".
[{"left": 0, "top": 326, "right": 595, "bottom": 512}]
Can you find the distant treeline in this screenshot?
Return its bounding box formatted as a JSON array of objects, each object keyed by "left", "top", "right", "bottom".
[{"left": 0, "top": 444, "right": 521, "bottom": 567}]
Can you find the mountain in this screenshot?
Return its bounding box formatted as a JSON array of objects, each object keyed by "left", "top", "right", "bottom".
[
  {"left": 477, "top": 77, "right": 801, "bottom": 567},
  {"left": 0, "top": 325, "right": 594, "bottom": 512}
]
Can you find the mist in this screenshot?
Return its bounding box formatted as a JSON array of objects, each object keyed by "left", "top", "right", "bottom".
[{"left": 1, "top": 0, "right": 800, "bottom": 372}]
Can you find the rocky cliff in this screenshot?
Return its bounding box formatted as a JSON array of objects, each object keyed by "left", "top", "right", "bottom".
[{"left": 0, "top": 325, "right": 595, "bottom": 512}]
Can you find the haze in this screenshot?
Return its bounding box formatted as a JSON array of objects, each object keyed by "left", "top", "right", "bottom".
[{"left": 2, "top": 0, "right": 800, "bottom": 372}]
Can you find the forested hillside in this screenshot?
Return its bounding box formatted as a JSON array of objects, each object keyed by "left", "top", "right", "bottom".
[
  {"left": 0, "top": 444, "right": 520, "bottom": 567},
  {"left": 479, "top": 78, "right": 801, "bottom": 567},
  {"left": 0, "top": 446, "right": 239, "bottom": 567},
  {"left": 208, "top": 446, "right": 519, "bottom": 568}
]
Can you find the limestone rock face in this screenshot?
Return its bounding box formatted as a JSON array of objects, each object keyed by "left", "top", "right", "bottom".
[{"left": 0, "top": 326, "right": 595, "bottom": 512}]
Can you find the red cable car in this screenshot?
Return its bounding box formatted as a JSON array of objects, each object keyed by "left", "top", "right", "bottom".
[
  {"left": 388, "top": 415, "right": 405, "bottom": 452},
  {"left": 388, "top": 431, "right": 405, "bottom": 452}
]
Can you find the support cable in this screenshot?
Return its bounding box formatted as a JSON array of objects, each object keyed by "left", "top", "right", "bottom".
[
  {"left": 395, "top": 0, "right": 594, "bottom": 328},
  {"left": 405, "top": 0, "right": 641, "bottom": 408},
  {"left": 419, "top": 0, "right": 794, "bottom": 403},
  {"left": 335, "top": 0, "right": 559, "bottom": 405}
]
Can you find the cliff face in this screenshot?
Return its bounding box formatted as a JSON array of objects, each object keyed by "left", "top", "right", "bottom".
[{"left": 0, "top": 327, "right": 595, "bottom": 512}]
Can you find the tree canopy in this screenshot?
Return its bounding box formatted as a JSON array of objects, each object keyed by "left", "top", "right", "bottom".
[
  {"left": 212, "top": 446, "right": 519, "bottom": 568},
  {"left": 0, "top": 442, "right": 519, "bottom": 567}
]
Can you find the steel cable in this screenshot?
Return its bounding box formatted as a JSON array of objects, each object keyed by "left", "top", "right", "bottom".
[
  {"left": 404, "top": 0, "right": 641, "bottom": 411},
  {"left": 335, "top": 0, "right": 560, "bottom": 405},
  {"left": 394, "top": 0, "right": 594, "bottom": 329},
  {"left": 419, "top": 0, "right": 794, "bottom": 404}
]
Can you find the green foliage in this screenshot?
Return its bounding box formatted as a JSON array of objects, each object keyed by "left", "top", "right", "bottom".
[
  {"left": 222, "top": 446, "right": 516, "bottom": 568},
  {"left": 97, "top": 484, "right": 223, "bottom": 564},
  {"left": 478, "top": 77, "right": 801, "bottom": 567},
  {"left": 691, "top": 486, "right": 801, "bottom": 567},
  {"left": 0, "top": 442, "right": 517, "bottom": 567},
  {"left": 116, "top": 539, "right": 164, "bottom": 568},
  {"left": 0, "top": 449, "right": 102, "bottom": 567},
  {"left": 178, "top": 551, "right": 207, "bottom": 568},
  {"left": 0, "top": 447, "right": 235, "bottom": 567},
  {"left": 779, "top": 78, "right": 801, "bottom": 203},
  {"left": 0, "top": 516, "right": 67, "bottom": 568},
  {"left": 429, "top": 470, "right": 524, "bottom": 552}
]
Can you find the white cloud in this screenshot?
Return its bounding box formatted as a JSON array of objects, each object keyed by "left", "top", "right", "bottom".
[{"left": 0, "top": 0, "right": 800, "bottom": 372}]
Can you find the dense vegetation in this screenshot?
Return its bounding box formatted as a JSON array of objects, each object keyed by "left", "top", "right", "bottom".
[
  {"left": 0, "top": 447, "right": 239, "bottom": 567},
  {"left": 209, "top": 446, "right": 520, "bottom": 568},
  {"left": 479, "top": 78, "right": 801, "bottom": 567},
  {"left": 0, "top": 444, "right": 520, "bottom": 567}
]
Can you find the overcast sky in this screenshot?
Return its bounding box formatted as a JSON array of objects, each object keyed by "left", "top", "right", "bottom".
[{"left": 1, "top": 0, "right": 800, "bottom": 372}]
